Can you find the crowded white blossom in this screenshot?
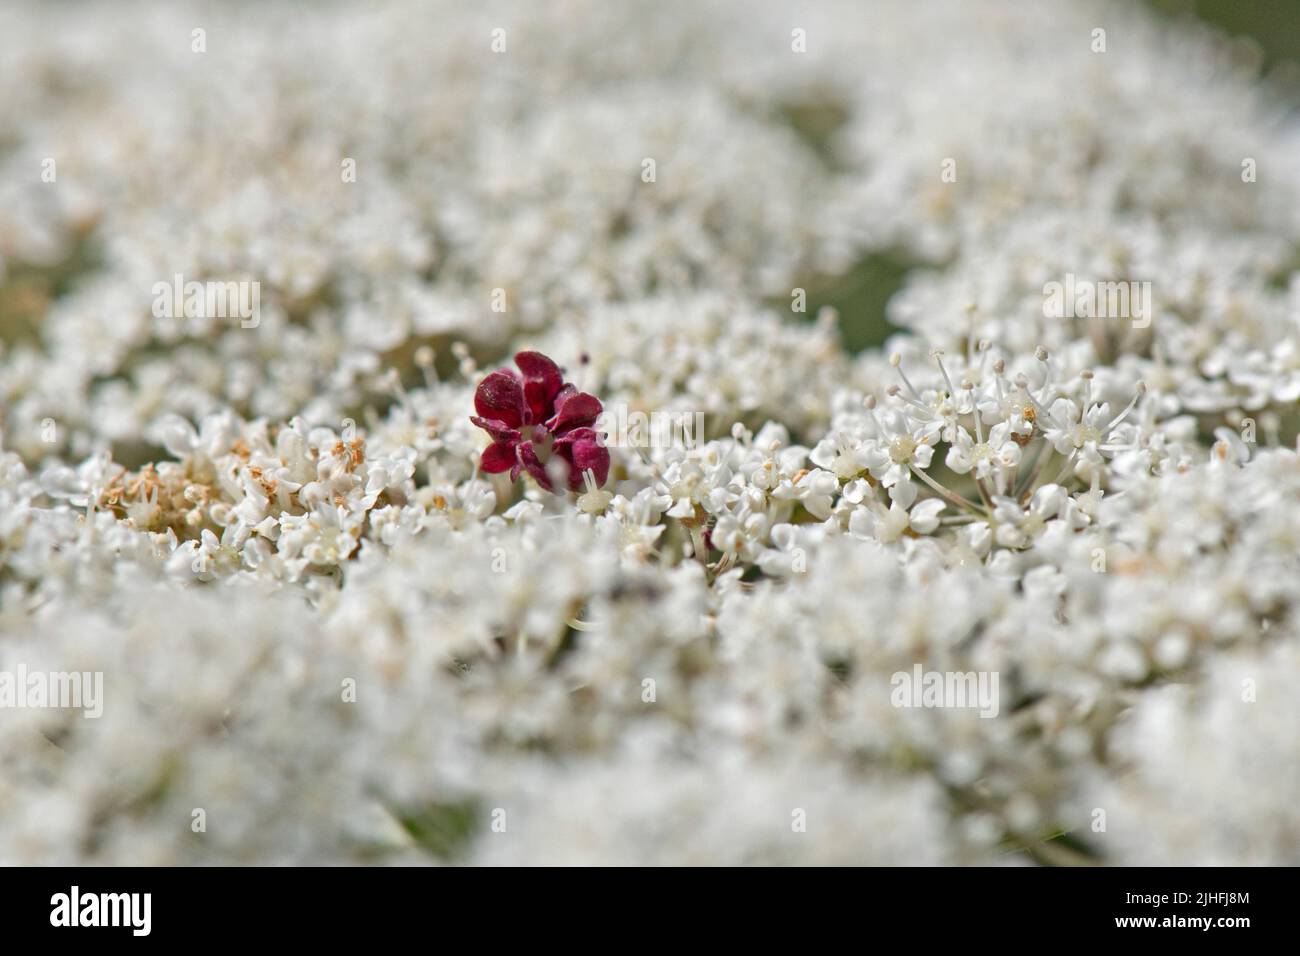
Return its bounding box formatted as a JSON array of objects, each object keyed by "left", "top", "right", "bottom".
[{"left": 1, "top": 0, "right": 1297, "bottom": 865}]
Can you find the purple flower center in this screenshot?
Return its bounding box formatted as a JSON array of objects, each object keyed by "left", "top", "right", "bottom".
[{"left": 470, "top": 350, "right": 611, "bottom": 493}]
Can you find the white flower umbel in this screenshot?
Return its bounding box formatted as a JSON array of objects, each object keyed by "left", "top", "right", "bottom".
[{"left": 3, "top": 0, "right": 1300, "bottom": 866}]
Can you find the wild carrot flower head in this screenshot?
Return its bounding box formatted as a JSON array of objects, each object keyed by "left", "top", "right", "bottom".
[{"left": 471, "top": 351, "right": 610, "bottom": 492}]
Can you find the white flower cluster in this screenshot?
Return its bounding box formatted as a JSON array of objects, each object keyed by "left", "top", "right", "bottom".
[{"left": 1, "top": 0, "right": 1298, "bottom": 864}]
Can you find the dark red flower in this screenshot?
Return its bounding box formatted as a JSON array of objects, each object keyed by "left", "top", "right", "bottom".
[{"left": 471, "top": 351, "right": 610, "bottom": 492}]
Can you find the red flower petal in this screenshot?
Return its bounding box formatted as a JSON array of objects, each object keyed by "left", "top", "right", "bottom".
[
  {"left": 550, "top": 383, "right": 576, "bottom": 408},
  {"left": 474, "top": 369, "right": 526, "bottom": 428},
  {"left": 547, "top": 389, "right": 603, "bottom": 434},
  {"left": 515, "top": 351, "right": 563, "bottom": 423},
  {"left": 471, "top": 415, "right": 521, "bottom": 445},
  {"left": 517, "top": 441, "right": 553, "bottom": 491},
  {"left": 554, "top": 427, "right": 610, "bottom": 490},
  {"left": 480, "top": 441, "right": 518, "bottom": 474}
]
